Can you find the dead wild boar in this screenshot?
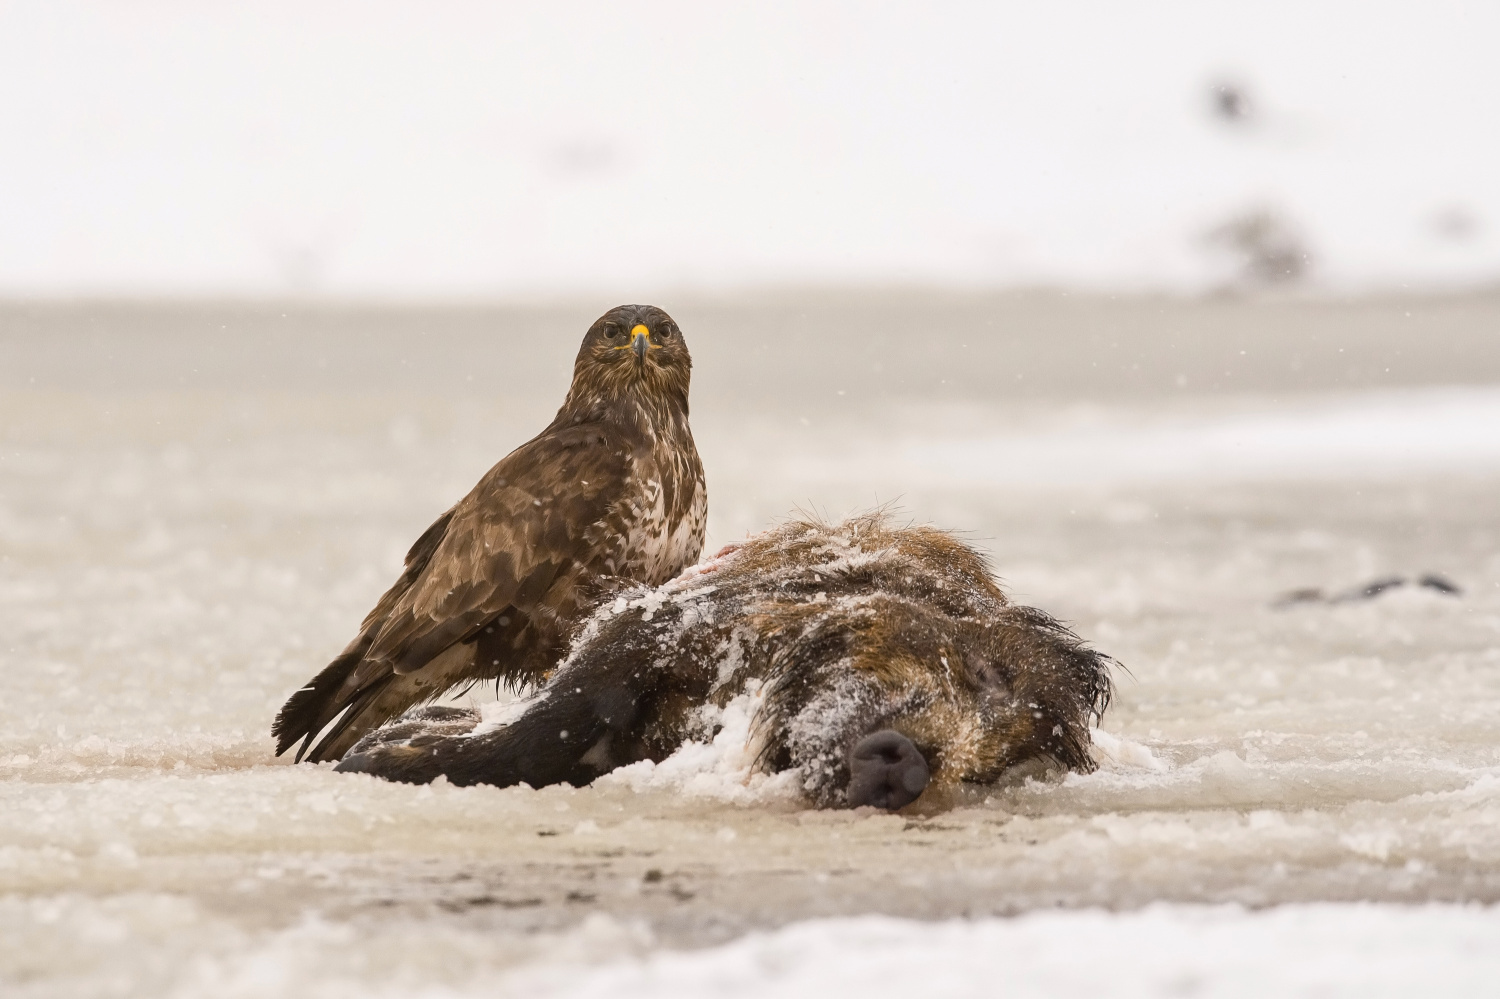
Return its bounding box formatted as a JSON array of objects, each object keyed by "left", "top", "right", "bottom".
[{"left": 336, "top": 513, "right": 1115, "bottom": 810}]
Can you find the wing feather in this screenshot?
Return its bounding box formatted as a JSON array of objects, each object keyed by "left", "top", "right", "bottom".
[
  {"left": 273, "top": 423, "right": 632, "bottom": 761},
  {"left": 366, "top": 425, "right": 629, "bottom": 674}
]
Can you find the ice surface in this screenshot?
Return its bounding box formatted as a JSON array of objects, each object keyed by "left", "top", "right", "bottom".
[
  {"left": 3, "top": 297, "right": 1500, "bottom": 996},
  {"left": 8, "top": 899, "right": 1500, "bottom": 997},
  {"left": 503, "top": 905, "right": 1500, "bottom": 998}
]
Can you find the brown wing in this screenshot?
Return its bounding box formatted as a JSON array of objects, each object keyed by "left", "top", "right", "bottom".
[{"left": 272, "top": 423, "right": 633, "bottom": 762}]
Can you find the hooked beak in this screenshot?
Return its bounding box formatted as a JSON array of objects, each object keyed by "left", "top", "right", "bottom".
[{"left": 630, "top": 324, "right": 650, "bottom": 362}]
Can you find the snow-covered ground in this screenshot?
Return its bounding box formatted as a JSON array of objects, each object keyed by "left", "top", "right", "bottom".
[
  {"left": 3, "top": 294, "right": 1499, "bottom": 996},
  {"left": 11, "top": 902, "right": 1500, "bottom": 998}
]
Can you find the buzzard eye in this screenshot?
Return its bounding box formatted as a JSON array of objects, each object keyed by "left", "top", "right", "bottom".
[
  {"left": 658, "top": 326, "right": 673, "bottom": 341},
  {"left": 602, "top": 324, "right": 621, "bottom": 339}
]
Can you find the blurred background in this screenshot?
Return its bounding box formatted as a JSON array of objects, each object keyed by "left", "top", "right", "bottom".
[{"left": 2, "top": 0, "right": 1498, "bottom": 297}]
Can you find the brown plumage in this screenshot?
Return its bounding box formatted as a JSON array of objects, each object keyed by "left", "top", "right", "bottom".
[
  {"left": 336, "top": 512, "right": 1115, "bottom": 810},
  {"left": 273, "top": 305, "right": 706, "bottom": 763}
]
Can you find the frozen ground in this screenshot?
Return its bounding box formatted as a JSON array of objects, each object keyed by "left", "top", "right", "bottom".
[{"left": 3, "top": 292, "right": 1499, "bottom": 997}]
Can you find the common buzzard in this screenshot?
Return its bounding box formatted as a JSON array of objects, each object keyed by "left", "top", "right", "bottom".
[{"left": 273, "top": 304, "right": 706, "bottom": 763}]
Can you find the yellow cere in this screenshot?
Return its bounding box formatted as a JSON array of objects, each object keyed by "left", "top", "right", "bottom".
[{"left": 616, "top": 323, "right": 662, "bottom": 351}]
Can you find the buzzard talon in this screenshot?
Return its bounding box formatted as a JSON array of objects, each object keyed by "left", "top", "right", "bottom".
[{"left": 273, "top": 305, "right": 706, "bottom": 763}]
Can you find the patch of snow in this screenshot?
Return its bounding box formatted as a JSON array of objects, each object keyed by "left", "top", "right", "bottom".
[
  {"left": 595, "top": 683, "right": 803, "bottom": 806},
  {"left": 501, "top": 905, "right": 1500, "bottom": 999},
  {"left": 471, "top": 691, "right": 549, "bottom": 737},
  {"left": 1089, "top": 727, "right": 1169, "bottom": 772},
  {"left": 629, "top": 589, "right": 669, "bottom": 622}
]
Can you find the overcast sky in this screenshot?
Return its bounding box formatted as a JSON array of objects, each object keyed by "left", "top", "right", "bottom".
[{"left": 2, "top": 1, "right": 1497, "bottom": 297}]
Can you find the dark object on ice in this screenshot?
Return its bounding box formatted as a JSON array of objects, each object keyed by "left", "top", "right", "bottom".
[
  {"left": 1273, "top": 574, "right": 1464, "bottom": 608},
  {"left": 336, "top": 513, "right": 1115, "bottom": 810},
  {"left": 1430, "top": 205, "right": 1481, "bottom": 243},
  {"left": 1273, "top": 587, "right": 1326, "bottom": 607},
  {"left": 1203, "top": 208, "right": 1310, "bottom": 285},
  {"left": 1416, "top": 574, "right": 1462, "bottom": 595},
  {"left": 1209, "top": 80, "right": 1254, "bottom": 124},
  {"left": 273, "top": 305, "right": 705, "bottom": 763},
  {"left": 847, "top": 730, "right": 931, "bottom": 810}
]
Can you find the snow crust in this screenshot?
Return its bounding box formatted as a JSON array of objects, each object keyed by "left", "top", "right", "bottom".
[
  {"left": 1088, "top": 727, "right": 1169, "bottom": 773},
  {"left": 471, "top": 692, "right": 548, "bottom": 737},
  {"left": 502, "top": 905, "right": 1500, "bottom": 999},
  {"left": 7, "top": 899, "right": 1497, "bottom": 998},
  {"left": 594, "top": 684, "right": 805, "bottom": 806}
]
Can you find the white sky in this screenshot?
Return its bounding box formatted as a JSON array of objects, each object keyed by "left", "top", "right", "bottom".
[{"left": 1, "top": 1, "right": 1497, "bottom": 297}]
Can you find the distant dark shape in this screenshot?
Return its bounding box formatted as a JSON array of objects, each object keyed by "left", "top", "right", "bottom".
[
  {"left": 546, "top": 137, "right": 621, "bottom": 179},
  {"left": 1209, "top": 80, "right": 1254, "bottom": 125},
  {"left": 1431, "top": 205, "right": 1481, "bottom": 243},
  {"left": 1416, "top": 574, "right": 1463, "bottom": 595},
  {"left": 335, "top": 514, "right": 1116, "bottom": 811},
  {"left": 273, "top": 305, "right": 706, "bottom": 763},
  {"left": 1273, "top": 574, "right": 1462, "bottom": 608},
  {"left": 1348, "top": 576, "right": 1409, "bottom": 601},
  {"left": 1203, "top": 207, "right": 1310, "bottom": 285}
]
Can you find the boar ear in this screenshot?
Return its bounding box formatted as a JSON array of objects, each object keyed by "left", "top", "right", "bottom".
[{"left": 847, "top": 730, "right": 930, "bottom": 810}]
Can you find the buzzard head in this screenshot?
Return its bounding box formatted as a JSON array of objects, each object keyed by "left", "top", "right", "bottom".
[{"left": 571, "top": 304, "right": 692, "bottom": 405}]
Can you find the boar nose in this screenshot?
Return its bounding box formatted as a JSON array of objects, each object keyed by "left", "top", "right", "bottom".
[{"left": 847, "top": 729, "right": 930, "bottom": 809}]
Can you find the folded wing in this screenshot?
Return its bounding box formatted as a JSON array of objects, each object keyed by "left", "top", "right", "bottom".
[{"left": 272, "top": 423, "right": 631, "bottom": 762}]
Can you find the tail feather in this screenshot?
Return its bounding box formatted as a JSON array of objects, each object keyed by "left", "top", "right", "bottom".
[
  {"left": 272, "top": 650, "right": 365, "bottom": 760},
  {"left": 275, "top": 637, "right": 482, "bottom": 764},
  {"left": 305, "top": 672, "right": 397, "bottom": 763}
]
